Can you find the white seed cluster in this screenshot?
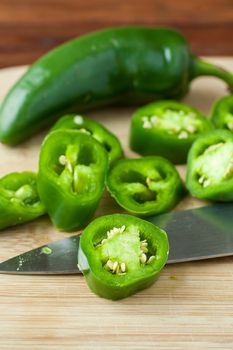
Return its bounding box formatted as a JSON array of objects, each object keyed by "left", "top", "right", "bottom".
[
  {"left": 107, "top": 225, "right": 126, "bottom": 239},
  {"left": 106, "top": 259, "right": 127, "bottom": 274},
  {"left": 99, "top": 226, "right": 126, "bottom": 246},
  {"left": 139, "top": 239, "right": 155, "bottom": 265},
  {"left": 141, "top": 111, "right": 198, "bottom": 139},
  {"left": 100, "top": 226, "right": 156, "bottom": 275}
]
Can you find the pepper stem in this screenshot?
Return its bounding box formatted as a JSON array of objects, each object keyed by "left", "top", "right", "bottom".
[{"left": 191, "top": 57, "right": 233, "bottom": 93}]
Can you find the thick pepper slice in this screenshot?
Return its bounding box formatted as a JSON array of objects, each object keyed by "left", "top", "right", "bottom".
[
  {"left": 38, "top": 130, "right": 108, "bottom": 231},
  {"left": 130, "top": 101, "right": 213, "bottom": 164},
  {"left": 210, "top": 95, "right": 233, "bottom": 132},
  {"left": 52, "top": 114, "right": 123, "bottom": 165},
  {"left": 0, "top": 171, "right": 45, "bottom": 230},
  {"left": 106, "top": 156, "right": 184, "bottom": 216},
  {"left": 186, "top": 130, "right": 233, "bottom": 201},
  {"left": 0, "top": 26, "right": 233, "bottom": 145},
  {"left": 78, "top": 214, "right": 169, "bottom": 300}
]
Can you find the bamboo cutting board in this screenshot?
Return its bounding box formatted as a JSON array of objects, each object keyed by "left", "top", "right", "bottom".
[{"left": 0, "top": 58, "right": 233, "bottom": 350}]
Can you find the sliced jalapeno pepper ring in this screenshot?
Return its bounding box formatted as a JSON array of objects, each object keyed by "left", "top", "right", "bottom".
[
  {"left": 130, "top": 101, "right": 213, "bottom": 164},
  {"left": 107, "top": 156, "right": 184, "bottom": 216},
  {"left": 38, "top": 130, "right": 108, "bottom": 231},
  {"left": 78, "top": 214, "right": 169, "bottom": 300},
  {"left": 0, "top": 172, "right": 45, "bottom": 230},
  {"left": 186, "top": 129, "right": 233, "bottom": 201}
]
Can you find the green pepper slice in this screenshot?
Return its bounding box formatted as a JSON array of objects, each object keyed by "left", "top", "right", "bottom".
[
  {"left": 0, "top": 171, "right": 45, "bottom": 230},
  {"left": 52, "top": 114, "right": 123, "bottom": 165},
  {"left": 78, "top": 214, "right": 169, "bottom": 300},
  {"left": 106, "top": 156, "right": 184, "bottom": 216},
  {"left": 130, "top": 101, "right": 213, "bottom": 164},
  {"left": 0, "top": 26, "right": 233, "bottom": 145},
  {"left": 210, "top": 95, "right": 233, "bottom": 131},
  {"left": 38, "top": 130, "right": 108, "bottom": 231},
  {"left": 186, "top": 130, "right": 233, "bottom": 201}
]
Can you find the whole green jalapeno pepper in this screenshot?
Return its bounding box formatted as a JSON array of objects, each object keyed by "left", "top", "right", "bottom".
[
  {"left": 106, "top": 156, "right": 184, "bottom": 216},
  {"left": 0, "top": 26, "right": 232, "bottom": 145},
  {"left": 186, "top": 129, "right": 233, "bottom": 201},
  {"left": 210, "top": 95, "right": 233, "bottom": 132},
  {"left": 52, "top": 114, "right": 123, "bottom": 165},
  {"left": 37, "top": 130, "right": 108, "bottom": 231},
  {"left": 78, "top": 214, "right": 169, "bottom": 300},
  {"left": 130, "top": 100, "right": 214, "bottom": 164},
  {"left": 0, "top": 171, "right": 45, "bottom": 230}
]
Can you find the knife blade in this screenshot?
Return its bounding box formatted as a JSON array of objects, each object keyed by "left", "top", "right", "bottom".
[{"left": 0, "top": 203, "right": 233, "bottom": 274}]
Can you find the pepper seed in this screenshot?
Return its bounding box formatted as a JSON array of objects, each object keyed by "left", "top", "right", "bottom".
[
  {"left": 112, "top": 261, "right": 118, "bottom": 272},
  {"left": 178, "top": 131, "right": 188, "bottom": 139},
  {"left": 147, "top": 256, "right": 155, "bottom": 264},
  {"left": 59, "top": 155, "right": 66, "bottom": 165},
  {"left": 140, "top": 253, "right": 147, "bottom": 264},
  {"left": 73, "top": 115, "right": 83, "bottom": 125},
  {"left": 120, "top": 262, "right": 126, "bottom": 273}
]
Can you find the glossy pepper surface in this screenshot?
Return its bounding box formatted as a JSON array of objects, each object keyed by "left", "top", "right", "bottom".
[
  {"left": 130, "top": 100, "right": 213, "bottom": 164},
  {"left": 37, "top": 130, "right": 108, "bottom": 231},
  {"left": 0, "top": 26, "right": 233, "bottom": 145},
  {"left": 186, "top": 130, "right": 233, "bottom": 201},
  {"left": 210, "top": 95, "right": 233, "bottom": 132},
  {"left": 52, "top": 114, "right": 123, "bottom": 165},
  {"left": 0, "top": 171, "right": 45, "bottom": 230},
  {"left": 106, "top": 156, "right": 184, "bottom": 216},
  {"left": 78, "top": 214, "right": 169, "bottom": 300}
]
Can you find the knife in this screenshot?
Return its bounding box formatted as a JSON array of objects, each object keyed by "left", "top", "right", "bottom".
[{"left": 0, "top": 203, "right": 233, "bottom": 274}]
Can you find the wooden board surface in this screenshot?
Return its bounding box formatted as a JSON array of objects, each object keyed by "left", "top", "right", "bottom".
[{"left": 0, "top": 58, "right": 233, "bottom": 349}]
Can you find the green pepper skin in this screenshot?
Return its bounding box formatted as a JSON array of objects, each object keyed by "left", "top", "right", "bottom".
[
  {"left": 1, "top": 26, "right": 233, "bottom": 145},
  {"left": 130, "top": 100, "right": 214, "bottom": 164},
  {"left": 210, "top": 95, "right": 233, "bottom": 132},
  {"left": 186, "top": 130, "right": 233, "bottom": 201},
  {"left": 52, "top": 114, "right": 123, "bottom": 165},
  {"left": 37, "top": 130, "right": 108, "bottom": 231},
  {"left": 78, "top": 214, "right": 169, "bottom": 300},
  {"left": 106, "top": 156, "right": 184, "bottom": 216},
  {"left": 0, "top": 171, "right": 45, "bottom": 230}
]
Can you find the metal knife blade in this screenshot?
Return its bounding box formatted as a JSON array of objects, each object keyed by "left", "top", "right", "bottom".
[{"left": 0, "top": 203, "right": 232, "bottom": 274}]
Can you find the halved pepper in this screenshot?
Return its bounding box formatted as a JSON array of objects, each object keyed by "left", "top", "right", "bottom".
[
  {"left": 210, "top": 95, "right": 233, "bottom": 131},
  {"left": 106, "top": 156, "right": 184, "bottom": 216},
  {"left": 78, "top": 214, "right": 169, "bottom": 300},
  {"left": 37, "top": 130, "right": 108, "bottom": 231},
  {"left": 186, "top": 129, "right": 233, "bottom": 201},
  {"left": 52, "top": 114, "right": 123, "bottom": 165},
  {"left": 130, "top": 100, "right": 213, "bottom": 164},
  {"left": 0, "top": 171, "right": 45, "bottom": 230}
]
